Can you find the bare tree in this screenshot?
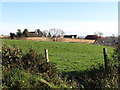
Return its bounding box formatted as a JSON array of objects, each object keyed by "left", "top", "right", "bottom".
[
  {"left": 58, "top": 29, "right": 65, "bottom": 37},
  {"left": 49, "top": 28, "right": 65, "bottom": 37},
  {"left": 94, "top": 32, "right": 103, "bottom": 37},
  {"left": 49, "top": 28, "right": 65, "bottom": 41}
]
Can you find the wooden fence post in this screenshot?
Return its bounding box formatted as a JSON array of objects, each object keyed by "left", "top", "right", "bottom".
[
  {"left": 45, "top": 49, "right": 49, "bottom": 62},
  {"left": 103, "top": 48, "right": 108, "bottom": 72}
]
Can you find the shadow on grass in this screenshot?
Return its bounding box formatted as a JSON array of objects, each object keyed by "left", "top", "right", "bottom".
[{"left": 62, "top": 65, "right": 108, "bottom": 89}]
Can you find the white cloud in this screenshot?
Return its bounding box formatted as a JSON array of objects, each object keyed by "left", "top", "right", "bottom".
[{"left": 1, "top": 21, "right": 118, "bottom": 36}]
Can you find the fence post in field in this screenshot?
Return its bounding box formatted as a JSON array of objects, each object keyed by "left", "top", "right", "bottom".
[
  {"left": 45, "top": 49, "right": 49, "bottom": 62},
  {"left": 103, "top": 48, "right": 108, "bottom": 72}
]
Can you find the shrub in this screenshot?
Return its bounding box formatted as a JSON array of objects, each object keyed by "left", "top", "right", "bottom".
[
  {"left": 2, "top": 45, "right": 23, "bottom": 69},
  {"left": 2, "top": 45, "right": 72, "bottom": 88},
  {"left": 2, "top": 68, "right": 55, "bottom": 89}
]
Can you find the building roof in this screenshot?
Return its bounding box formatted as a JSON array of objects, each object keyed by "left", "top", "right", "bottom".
[
  {"left": 29, "top": 32, "right": 36, "bottom": 33},
  {"left": 85, "top": 35, "right": 99, "bottom": 40}
]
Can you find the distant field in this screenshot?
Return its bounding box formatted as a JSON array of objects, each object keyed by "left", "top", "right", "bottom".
[
  {"left": 2, "top": 39, "right": 114, "bottom": 73},
  {"left": 23, "top": 37, "right": 95, "bottom": 44}
]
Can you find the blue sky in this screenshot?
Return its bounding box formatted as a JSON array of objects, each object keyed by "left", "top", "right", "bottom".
[{"left": 1, "top": 2, "right": 118, "bottom": 36}]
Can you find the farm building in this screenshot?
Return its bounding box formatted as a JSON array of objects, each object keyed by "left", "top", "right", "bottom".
[
  {"left": 94, "top": 37, "right": 118, "bottom": 46},
  {"left": 64, "top": 35, "right": 78, "bottom": 39},
  {"left": 85, "top": 35, "right": 107, "bottom": 40},
  {"left": 29, "top": 32, "right": 38, "bottom": 37},
  {"left": 85, "top": 35, "right": 99, "bottom": 40},
  {"left": 85, "top": 35, "right": 119, "bottom": 46}
]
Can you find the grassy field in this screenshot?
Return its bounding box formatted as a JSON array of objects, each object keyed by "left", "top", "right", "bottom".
[{"left": 2, "top": 39, "right": 114, "bottom": 73}]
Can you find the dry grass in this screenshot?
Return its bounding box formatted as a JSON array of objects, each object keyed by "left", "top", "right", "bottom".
[
  {"left": 21, "top": 37, "right": 95, "bottom": 44},
  {"left": 0, "top": 36, "right": 9, "bottom": 39},
  {"left": 59, "top": 38, "right": 95, "bottom": 44}
]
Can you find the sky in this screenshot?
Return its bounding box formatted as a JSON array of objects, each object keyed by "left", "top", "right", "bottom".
[{"left": 0, "top": 1, "right": 118, "bottom": 36}]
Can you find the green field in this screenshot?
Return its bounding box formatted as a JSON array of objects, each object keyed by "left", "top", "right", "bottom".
[{"left": 2, "top": 39, "right": 114, "bottom": 73}]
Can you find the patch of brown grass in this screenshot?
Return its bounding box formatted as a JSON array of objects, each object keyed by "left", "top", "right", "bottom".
[{"left": 20, "top": 37, "right": 95, "bottom": 44}]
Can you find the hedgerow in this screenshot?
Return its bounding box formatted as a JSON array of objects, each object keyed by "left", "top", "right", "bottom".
[{"left": 2, "top": 45, "right": 78, "bottom": 89}]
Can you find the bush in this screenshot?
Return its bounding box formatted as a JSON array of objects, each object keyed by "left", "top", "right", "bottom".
[
  {"left": 2, "top": 68, "right": 56, "bottom": 89},
  {"left": 2, "top": 45, "right": 23, "bottom": 69},
  {"left": 2, "top": 45, "right": 72, "bottom": 89}
]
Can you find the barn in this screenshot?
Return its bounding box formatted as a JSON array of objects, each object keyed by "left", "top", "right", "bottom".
[
  {"left": 85, "top": 35, "right": 99, "bottom": 40},
  {"left": 29, "top": 32, "right": 38, "bottom": 37},
  {"left": 64, "top": 35, "right": 78, "bottom": 39}
]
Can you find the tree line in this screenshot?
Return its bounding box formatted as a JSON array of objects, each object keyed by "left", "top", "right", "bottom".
[{"left": 10, "top": 28, "right": 65, "bottom": 39}]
